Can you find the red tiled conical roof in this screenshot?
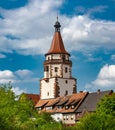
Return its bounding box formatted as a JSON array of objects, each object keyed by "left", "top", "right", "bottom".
[{"left": 45, "top": 20, "right": 70, "bottom": 56}]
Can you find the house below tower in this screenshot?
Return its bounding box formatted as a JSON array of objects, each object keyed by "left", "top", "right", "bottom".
[
  {"left": 35, "top": 90, "right": 113, "bottom": 125},
  {"left": 27, "top": 19, "right": 113, "bottom": 125}
]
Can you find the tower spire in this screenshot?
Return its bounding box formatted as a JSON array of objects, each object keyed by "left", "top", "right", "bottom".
[
  {"left": 54, "top": 16, "right": 61, "bottom": 32},
  {"left": 45, "top": 18, "right": 70, "bottom": 56},
  {"left": 40, "top": 19, "right": 77, "bottom": 99}
]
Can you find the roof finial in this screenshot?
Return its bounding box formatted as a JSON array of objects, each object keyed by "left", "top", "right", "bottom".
[
  {"left": 54, "top": 15, "right": 61, "bottom": 32},
  {"left": 57, "top": 13, "right": 58, "bottom": 21}
]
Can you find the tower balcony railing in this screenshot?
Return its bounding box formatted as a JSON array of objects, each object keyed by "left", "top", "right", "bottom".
[{"left": 44, "top": 59, "right": 72, "bottom": 65}]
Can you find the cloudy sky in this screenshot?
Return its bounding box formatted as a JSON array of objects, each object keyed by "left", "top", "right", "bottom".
[{"left": 0, "top": 0, "right": 115, "bottom": 95}]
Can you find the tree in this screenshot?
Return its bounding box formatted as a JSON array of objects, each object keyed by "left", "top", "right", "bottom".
[
  {"left": 0, "top": 84, "right": 39, "bottom": 130},
  {"left": 0, "top": 84, "right": 61, "bottom": 130},
  {"left": 97, "top": 93, "right": 115, "bottom": 117}
]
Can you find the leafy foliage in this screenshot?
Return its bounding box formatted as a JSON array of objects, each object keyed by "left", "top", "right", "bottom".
[
  {"left": 0, "top": 84, "right": 60, "bottom": 130},
  {"left": 0, "top": 84, "right": 37, "bottom": 130},
  {"left": 1, "top": 84, "right": 114, "bottom": 130},
  {"left": 97, "top": 92, "right": 115, "bottom": 116}
]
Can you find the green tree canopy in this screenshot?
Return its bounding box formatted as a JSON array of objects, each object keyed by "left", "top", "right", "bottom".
[
  {"left": 0, "top": 84, "right": 59, "bottom": 130},
  {"left": 97, "top": 92, "right": 115, "bottom": 116},
  {"left": 0, "top": 84, "right": 38, "bottom": 130}
]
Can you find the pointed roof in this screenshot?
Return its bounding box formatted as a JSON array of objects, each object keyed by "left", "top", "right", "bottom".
[{"left": 45, "top": 19, "right": 70, "bottom": 56}]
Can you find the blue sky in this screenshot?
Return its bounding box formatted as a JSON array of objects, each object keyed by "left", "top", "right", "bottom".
[{"left": 0, "top": 0, "right": 115, "bottom": 95}]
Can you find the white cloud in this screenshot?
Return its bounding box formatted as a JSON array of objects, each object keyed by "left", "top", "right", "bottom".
[
  {"left": 74, "top": 5, "right": 107, "bottom": 15},
  {"left": 87, "top": 6, "right": 108, "bottom": 15},
  {"left": 0, "top": 0, "right": 115, "bottom": 56},
  {"left": 11, "top": 86, "right": 26, "bottom": 95},
  {"left": 15, "top": 69, "right": 33, "bottom": 79},
  {"left": 97, "top": 64, "right": 115, "bottom": 79},
  {"left": 0, "top": 0, "right": 63, "bottom": 55},
  {"left": 62, "top": 16, "right": 115, "bottom": 52},
  {"left": 85, "top": 64, "right": 115, "bottom": 91},
  {"left": 0, "top": 69, "right": 38, "bottom": 84},
  {"left": 0, "top": 70, "right": 16, "bottom": 83}
]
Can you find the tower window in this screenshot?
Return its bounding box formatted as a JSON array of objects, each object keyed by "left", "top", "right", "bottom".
[
  {"left": 65, "top": 80, "right": 68, "bottom": 84},
  {"left": 48, "top": 57, "right": 50, "bottom": 60},
  {"left": 55, "top": 67, "right": 58, "bottom": 72},
  {"left": 65, "top": 90, "right": 68, "bottom": 96},
  {"left": 62, "top": 55, "right": 65, "bottom": 60},
  {"left": 65, "top": 67, "right": 68, "bottom": 73},
  {"left": 47, "top": 92, "right": 49, "bottom": 96},
  {"left": 45, "top": 66, "right": 49, "bottom": 72}
]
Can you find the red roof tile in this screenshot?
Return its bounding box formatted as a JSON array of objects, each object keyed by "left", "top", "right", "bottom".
[
  {"left": 25, "top": 94, "right": 40, "bottom": 106},
  {"left": 35, "top": 92, "right": 88, "bottom": 113},
  {"left": 46, "top": 32, "right": 69, "bottom": 55},
  {"left": 35, "top": 99, "right": 49, "bottom": 107}
]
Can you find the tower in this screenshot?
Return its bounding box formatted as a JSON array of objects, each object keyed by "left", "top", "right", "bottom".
[{"left": 40, "top": 19, "right": 77, "bottom": 99}]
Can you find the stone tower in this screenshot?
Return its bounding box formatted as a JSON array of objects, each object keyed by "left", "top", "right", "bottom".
[{"left": 40, "top": 19, "right": 77, "bottom": 99}]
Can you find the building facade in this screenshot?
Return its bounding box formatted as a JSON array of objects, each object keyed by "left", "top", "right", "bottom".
[
  {"left": 35, "top": 19, "right": 113, "bottom": 125},
  {"left": 40, "top": 19, "right": 77, "bottom": 99}
]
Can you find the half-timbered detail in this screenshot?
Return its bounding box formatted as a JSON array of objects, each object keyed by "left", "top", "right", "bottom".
[{"left": 40, "top": 19, "right": 77, "bottom": 99}]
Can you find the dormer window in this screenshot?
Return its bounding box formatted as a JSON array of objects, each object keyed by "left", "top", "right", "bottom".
[
  {"left": 71, "top": 105, "right": 74, "bottom": 109},
  {"left": 58, "top": 106, "right": 62, "bottom": 109},
  {"left": 46, "top": 106, "right": 52, "bottom": 110},
  {"left": 65, "top": 105, "right": 69, "bottom": 109}
]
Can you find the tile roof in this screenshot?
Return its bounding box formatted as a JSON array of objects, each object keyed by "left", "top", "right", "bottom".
[
  {"left": 56, "top": 96, "right": 70, "bottom": 106},
  {"left": 25, "top": 94, "right": 40, "bottom": 105},
  {"left": 76, "top": 90, "right": 112, "bottom": 113},
  {"left": 45, "top": 32, "right": 69, "bottom": 56},
  {"left": 45, "top": 98, "right": 60, "bottom": 107},
  {"left": 35, "top": 92, "right": 88, "bottom": 113},
  {"left": 61, "top": 93, "right": 88, "bottom": 113},
  {"left": 35, "top": 99, "right": 49, "bottom": 107}
]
